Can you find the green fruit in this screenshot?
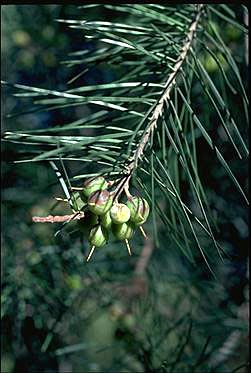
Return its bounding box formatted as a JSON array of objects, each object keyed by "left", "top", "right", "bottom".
[
  {"left": 78, "top": 211, "right": 98, "bottom": 237},
  {"left": 100, "top": 210, "right": 113, "bottom": 230},
  {"left": 88, "top": 190, "right": 113, "bottom": 216},
  {"left": 82, "top": 176, "right": 108, "bottom": 197},
  {"left": 226, "top": 24, "right": 242, "bottom": 41},
  {"left": 71, "top": 192, "right": 86, "bottom": 212},
  {"left": 122, "top": 314, "right": 136, "bottom": 329},
  {"left": 203, "top": 55, "right": 218, "bottom": 73},
  {"left": 112, "top": 222, "right": 135, "bottom": 241},
  {"left": 110, "top": 203, "right": 131, "bottom": 224},
  {"left": 127, "top": 196, "right": 149, "bottom": 225},
  {"left": 203, "top": 53, "right": 228, "bottom": 73},
  {"left": 89, "top": 225, "right": 109, "bottom": 247}
]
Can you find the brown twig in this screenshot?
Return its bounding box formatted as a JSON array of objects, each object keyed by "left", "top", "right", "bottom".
[
  {"left": 134, "top": 238, "right": 153, "bottom": 276},
  {"left": 116, "top": 5, "right": 204, "bottom": 199},
  {"left": 32, "top": 212, "right": 84, "bottom": 223},
  {"left": 130, "top": 4, "right": 203, "bottom": 172}
]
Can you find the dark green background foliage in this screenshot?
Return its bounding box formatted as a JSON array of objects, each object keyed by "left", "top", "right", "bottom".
[{"left": 1, "top": 5, "right": 249, "bottom": 373}]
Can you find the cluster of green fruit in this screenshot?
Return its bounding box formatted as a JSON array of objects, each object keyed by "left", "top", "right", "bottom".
[{"left": 71, "top": 176, "right": 150, "bottom": 261}]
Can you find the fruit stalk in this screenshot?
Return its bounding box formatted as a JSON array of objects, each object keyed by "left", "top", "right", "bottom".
[{"left": 86, "top": 246, "right": 96, "bottom": 262}]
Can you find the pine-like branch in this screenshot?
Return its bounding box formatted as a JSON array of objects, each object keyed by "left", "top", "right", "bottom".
[
  {"left": 2, "top": 4, "right": 248, "bottom": 266},
  {"left": 117, "top": 4, "right": 204, "bottom": 196},
  {"left": 129, "top": 4, "right": 203, "bottom": 171}
]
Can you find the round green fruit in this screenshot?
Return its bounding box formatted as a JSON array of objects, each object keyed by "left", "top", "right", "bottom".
[
  {"left": 203, "top": 55, "right": 218, "bottom": 73},
  {"left": 110, "top": 203, "right": 131, "bottom": 224},
  {"left": 100, "top": 210, "right": 113, "bottom": 230},
  {"left": 88, "top": 190, "right": 113, "bottom": 216},
  {"left": 226, "top": 24, "right": 242, "bottom": 41},
  {"left": 82, "top": 176, "right": 108, "bottom": 197},
  {"left": 122, "top": 314, "right": 136, "bottom": 329},
  {"left": 112, "top": 222, "right": 135, "bottom": 241},
  {"left": 89, "top": 225, "right": 109, "bottom": 247},
  {"left": 127, "top": 196, "right": 149, "bottom": 225}
]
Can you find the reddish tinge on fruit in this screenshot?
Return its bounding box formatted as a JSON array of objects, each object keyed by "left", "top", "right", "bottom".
[{"left": 88, "top": 190, "right": 113, "bottom": 215}]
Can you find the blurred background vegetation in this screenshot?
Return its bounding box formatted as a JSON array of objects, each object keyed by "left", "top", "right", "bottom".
[{"left": 1, "top": 4, "right": 249, "bottom": 373}]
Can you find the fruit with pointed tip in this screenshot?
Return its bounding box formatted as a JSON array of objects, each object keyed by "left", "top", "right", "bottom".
[
  {"left": 112, "top": 222, "right": 135, "bottom": 241},
  {"left": 127, "top": 196, "right": 149, "bottom": 225},
  {"left": 88, "top": 190, "right": 113, "bottom": 216},
  {"left": 89, "top": 225, "right": 109, "bottom": 247},
  {"left": 82, "top": 176, "right": 108, "bottom": 198},
  {"left": 110, "top": 203, "right": 131, "bottom": 224}
]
